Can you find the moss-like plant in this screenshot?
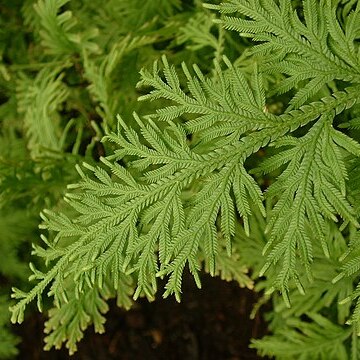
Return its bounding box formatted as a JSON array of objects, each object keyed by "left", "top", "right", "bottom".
[{"left": 2, "top": 1, "right": 360, "bottom": 358}]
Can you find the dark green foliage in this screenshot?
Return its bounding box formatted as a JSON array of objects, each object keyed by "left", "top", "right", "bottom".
[{"left": 2, "top": 0, "right": 360, "bottom": 359}]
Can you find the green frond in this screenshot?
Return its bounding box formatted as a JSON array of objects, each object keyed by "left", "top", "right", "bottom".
[
  {"left": 251, "top": 313, "right": 352, "bottom": 359},
  {"left": 206, "top": 237, "right": 254, "bottom": 290},
  {"left": 5, "top": 1, "right": 360, "bottom": 356},
  {"left": 16, "top": 67, "right": 68, "bottom": 157},
  {"left": 138, "top": 55, "right": 274, "bottom": 141},
  {"left": 271, "top": 223, "right": 353, "bottom": 324},
  {"left": 83, "top": 35, "right": 159, "bottom": 127},
  {"left": 177, "top": 12, "right": 224, "bottom": 64},
  {"left": 34, "top": 0, "right": 99, "bottom": 56},
  {"left": 259, "top": 115, "right": 359, "bottom": 302},
  {"left": 11, "top": 50, "right": 360, "bottom": 327},
  {"left": 208, "top": 0, "right": 360, "bottom": 109},
  {"left": 44, "top": 286, "right": 110, "bottom": 355}
]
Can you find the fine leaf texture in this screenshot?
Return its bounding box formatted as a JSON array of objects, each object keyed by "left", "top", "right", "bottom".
[{"left": 5, "top": 0, "right": 360, "bottom": 357}]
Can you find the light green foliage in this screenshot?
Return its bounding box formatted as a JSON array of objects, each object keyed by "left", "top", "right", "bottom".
[
  {"left": 252, "top": 313, "right": 352, "bottom": 360},
  {"left": 257, "top": 115, "right": 360, "bottom": 304},
  {"left": 247, "top": 218, "right": 359, "bottom": 359},
  {"left": 16, "top": 67, "right": 68, "bottom": 157},
  {"left": 2, "top": 0, "right": 360, "bottom": 359},
  {"left": 1, "top": 0, "right": 228, "bottom": 356},
  {"left": 42, "top": 276, "right": 133, "bottom": 355},
  {"left": 208, "top": 0, "right": 360, "bottom": 109}
]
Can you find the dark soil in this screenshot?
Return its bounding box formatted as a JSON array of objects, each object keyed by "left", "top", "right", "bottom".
[{"left": 15, "top": 273, "right": 270, "bottom": 360}]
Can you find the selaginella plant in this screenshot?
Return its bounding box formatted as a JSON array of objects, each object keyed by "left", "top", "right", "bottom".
[
  {"left": 0, "top": 0, "right": 216, "bottom": 356},
  {"left": 3, "top": 0, "right": 360, "bottom": 358}
]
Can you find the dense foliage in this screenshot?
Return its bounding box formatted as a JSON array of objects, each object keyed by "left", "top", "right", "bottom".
[{"left": 1, "top": 0, "right": 360, "bottom": 359}]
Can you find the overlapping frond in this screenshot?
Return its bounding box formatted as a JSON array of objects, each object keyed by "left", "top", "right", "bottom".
[
  {"left": 252, "top": 313, "right": 353, "bottom": 360},
  {"left": 138, "top": 55, "right": 277, "bottom": 145},
  {"left": 11, "top": 51, "right": 360, "bottom": 324},
  {"left": 177, "top": 12, "right": 225, "bottom": 64},
  {"left": 34, "top": 0, "right": 99, "bottom": 56},
  {"left": 43, "top": 272, "right": 133, "bottom": 354},
  {"left": 206, "top": 0, "right": 360, "bottom": 109},
  {"left": 16, "top": 67, "right": 68, "bottom": 157},
  {"left": 83, "top": 35, "right": 158, "bottom": 127},
  {"left": 257, "top": 115, "right": 360, "bottom": 304},
  {"left": 43, "top": 287, "right": 110, "bottom": 355},
  {"left": 6, "top": 0, "right": 360, "bottom": 356}
]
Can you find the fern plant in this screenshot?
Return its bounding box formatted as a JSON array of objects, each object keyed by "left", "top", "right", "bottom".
[
  {"left": 1, "top": 0, "right": 220, "bottom": 356},
  {"left": 4, "top": 0, "right": 360, "bottom": 358}
]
